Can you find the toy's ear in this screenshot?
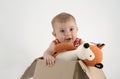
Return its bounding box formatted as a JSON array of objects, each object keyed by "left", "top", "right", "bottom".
[{"left": 97, "top": 43, "right": 105, "bottom": 49}]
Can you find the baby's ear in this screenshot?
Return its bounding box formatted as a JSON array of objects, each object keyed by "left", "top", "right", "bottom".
[{"left": 52, "top": 32, "right": 56, "bottom": 37}]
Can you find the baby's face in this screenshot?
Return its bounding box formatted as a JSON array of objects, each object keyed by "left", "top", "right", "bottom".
[{"left": 53, "top": 20, "right": 78, "bottom": 43}]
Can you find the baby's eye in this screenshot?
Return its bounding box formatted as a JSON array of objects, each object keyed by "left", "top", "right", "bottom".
[
  {"left": 70, "top": 28, "right": 74, "bottom": 31},
  {"left": 60, "top": 29, "right": 65, "bottom": 32}
]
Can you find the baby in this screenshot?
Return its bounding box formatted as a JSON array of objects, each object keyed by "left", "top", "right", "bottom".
[{"left": 43, "top": 12, "right": 84, "bottom": 66}]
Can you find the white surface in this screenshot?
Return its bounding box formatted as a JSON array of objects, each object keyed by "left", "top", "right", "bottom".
[{"left": 0, "top": 0, "right": 119, "bottom": 79}]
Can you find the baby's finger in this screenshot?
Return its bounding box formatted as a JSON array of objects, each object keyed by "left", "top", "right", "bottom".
[
  {"left": 46, "top": 59, "right": 50, "bottom": 66},
  {"left": 49, "top": 60, "right": 53, "bottom": 67},
  {"left": 51, "top": 59, "right": 55, "bottom": 65},
  {"left": 47, "top": 60, "right": 53, "bottom": 67},
  {"left": 49, "top": 59, "right": 55, "bottom": 66}
]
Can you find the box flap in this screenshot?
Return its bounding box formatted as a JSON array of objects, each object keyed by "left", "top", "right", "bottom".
[
  {"left": 21, "top": 58, "right": 106, "bottom": 79},
  {"left": 73, "top": 62, "right": 89, "bottom": 79},
  {"left": 20, "top": 58, "right": 38, "bottom": 79},
  {"left": 79, "top": 60, "right": 106, "bottom": 79},
  {"left": 33, "top": 59, "right": 77, "bottom": 79}
]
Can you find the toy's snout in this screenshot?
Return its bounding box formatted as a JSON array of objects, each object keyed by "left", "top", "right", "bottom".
[
  {"left": 81, "top": 43, "right": 95, "bottom": 61},
  {"left": 84, "top": 43, "right": 94, "bottom": 59},
  {"left": 95, "top": 63, "right": 103, "bottom": 69}
]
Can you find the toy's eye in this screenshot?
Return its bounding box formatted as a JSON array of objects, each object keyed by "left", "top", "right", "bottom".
[{"left": 84, "top": 43, "right": 89, "bottom": 48}]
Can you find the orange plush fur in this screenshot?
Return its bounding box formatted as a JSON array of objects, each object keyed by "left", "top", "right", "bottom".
[
  {"left": 54, "top": 42, "right": 105, "bottom": 69},
  {"left": 83, "top": 44, "right": 104, "bottom": 67},
  {"left": 53, "top": 43, "right": 76, "bottom": 57}
]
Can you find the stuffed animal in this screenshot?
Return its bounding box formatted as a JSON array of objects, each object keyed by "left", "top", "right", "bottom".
[
  {"left": 53, "top": 42, "right": 95, "bottom": 61},
  {"left": 53, "top": 42, "right": 105, "bottom": 69}
]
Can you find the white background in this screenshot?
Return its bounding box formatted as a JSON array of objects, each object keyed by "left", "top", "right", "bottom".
[{"left": 0, "top": 0, "right": 120, "bottom": 79}]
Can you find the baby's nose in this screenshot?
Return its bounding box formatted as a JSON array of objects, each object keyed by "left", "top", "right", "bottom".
[{"left": 64, "top": 32, "right": 71, "bottom": 36}]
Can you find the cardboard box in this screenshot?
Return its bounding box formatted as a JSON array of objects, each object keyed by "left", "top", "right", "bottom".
[{"left": 21, "top": 58, "right": 106, "bottom": 79}]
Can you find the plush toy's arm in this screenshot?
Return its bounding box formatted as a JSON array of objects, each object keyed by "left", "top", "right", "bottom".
[
  {"left": 55, "top": 43, "right": 76, "bottom": 53},
  {"left": 53, "top": 43, "right": 76, "bottom": 58}
]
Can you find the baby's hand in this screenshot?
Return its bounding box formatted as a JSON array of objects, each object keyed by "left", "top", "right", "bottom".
[{"left": 43, "top": 54, "right": 55, "bottom": 67}]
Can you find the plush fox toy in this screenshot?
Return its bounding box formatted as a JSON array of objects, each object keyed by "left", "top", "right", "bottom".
[{"left": 53, "top": 42, "right": 105, "bottom": 69}]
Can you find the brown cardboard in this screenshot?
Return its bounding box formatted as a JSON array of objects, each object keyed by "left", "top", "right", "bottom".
[
  {"left": 20, "top": 57, "right": 106, "bottom": 79},
  {"left": 33, "top": 59, "right": 89, "bottom": 79},
  {"left": 78, "top": 60, "right": 106, "bottom": 79},
  {"left": 20, "top": 58, "right": 38, "bottom": 79}
]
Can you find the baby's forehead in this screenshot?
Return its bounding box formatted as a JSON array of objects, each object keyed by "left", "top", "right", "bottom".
[
  {"left": 56, "top": 18, "right": 75, "bottom": 23},
  {"left": 54, "top": 20, "right": 76, "bottom": 26},
  {"left": 52, "top": 20, "right": 77, "bottom": 30},
  {"left": 56, "top": 22, "right": 76, "bottom": 26}
]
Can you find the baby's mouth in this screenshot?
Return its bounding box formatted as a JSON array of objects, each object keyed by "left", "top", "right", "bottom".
[{"left": 65, "top": 38, "right": 72, "bottom": 41}]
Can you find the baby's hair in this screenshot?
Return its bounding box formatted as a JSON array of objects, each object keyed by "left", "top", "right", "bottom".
[{"left": 51, "top": 12, "right": 76, "bottom": 29}]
